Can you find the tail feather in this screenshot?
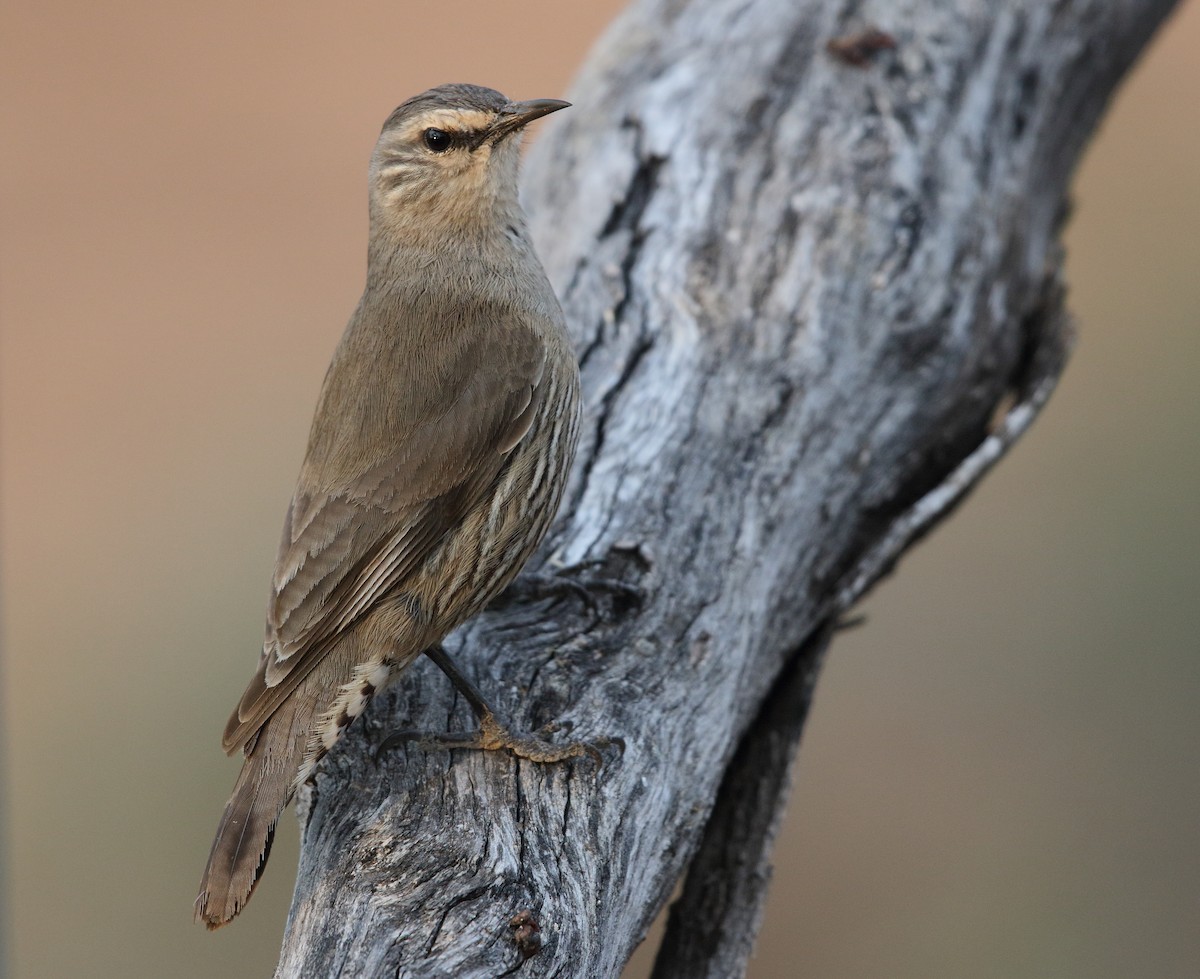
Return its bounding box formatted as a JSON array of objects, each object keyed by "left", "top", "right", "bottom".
[
  {"left": 197, "top": 640, "right": 361, "bottom": 928},
  {"left": 192, "top": 705, "right": 304, "bottom": 926},
  {"left": 194, "top": 742, "right": 293, "bottom": 929}
]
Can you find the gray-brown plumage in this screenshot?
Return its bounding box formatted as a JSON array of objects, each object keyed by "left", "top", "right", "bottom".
[{"left": 196, "top": 84, "right": 580, "bottom": 929}]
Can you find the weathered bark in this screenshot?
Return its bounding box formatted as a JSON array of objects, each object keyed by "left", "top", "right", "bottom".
[{"left": 276, "top": 0, "right": 1177, "bottom": 975}]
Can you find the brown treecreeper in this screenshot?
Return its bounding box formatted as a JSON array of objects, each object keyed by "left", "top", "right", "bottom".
[{"left": 196, "top": 84, "right": 596, "bottom": 929}]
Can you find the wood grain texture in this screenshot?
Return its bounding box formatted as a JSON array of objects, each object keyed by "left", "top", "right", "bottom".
[{"left": 275, "top": 0, "right": 1177, "bottom": 975}]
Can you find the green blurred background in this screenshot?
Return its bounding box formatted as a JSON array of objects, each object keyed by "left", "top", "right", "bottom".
[{"left": 2, "top": 2, "right": 1196, "bottom": 977}]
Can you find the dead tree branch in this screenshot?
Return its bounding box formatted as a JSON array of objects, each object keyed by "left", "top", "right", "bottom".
[{"left": 275, "top": 0, "right": 1177, "bottom": 975}]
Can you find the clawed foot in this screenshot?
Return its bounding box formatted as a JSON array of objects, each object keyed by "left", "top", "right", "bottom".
[
  {"left": 376, "top": 711, "right": 622, "bottom": 766},
  {"left": 375, "top": 644, "right": 624, "bottom": 768}
]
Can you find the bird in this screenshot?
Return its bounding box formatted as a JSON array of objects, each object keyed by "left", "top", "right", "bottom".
[{"left": 195, "top": 83, "right": 589, "bottom": 930}]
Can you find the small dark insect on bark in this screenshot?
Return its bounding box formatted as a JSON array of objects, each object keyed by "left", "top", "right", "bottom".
[
  {"left": 509, "top": 910, "right": 543, "bottom": 959},
  {"left": 826, "top": 26, "right": 897, "bottom": 66}
]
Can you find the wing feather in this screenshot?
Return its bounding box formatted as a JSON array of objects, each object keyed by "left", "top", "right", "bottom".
[{"left": 222, "top": 311, "right": 548, "bottom": 754}]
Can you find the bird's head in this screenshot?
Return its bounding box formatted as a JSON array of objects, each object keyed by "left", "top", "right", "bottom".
[{"left": 368, "top": 83, "right": 568, "bottom": 240}]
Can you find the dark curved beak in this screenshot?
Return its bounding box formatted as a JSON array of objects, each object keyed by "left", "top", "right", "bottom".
[{"left": 490, "top": 98, "right": 570, "bottom": 140}]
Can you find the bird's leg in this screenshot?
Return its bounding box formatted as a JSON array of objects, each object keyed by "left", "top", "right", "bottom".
[{"left": 375, "top": 644, "right": 619, "bottom": 765}]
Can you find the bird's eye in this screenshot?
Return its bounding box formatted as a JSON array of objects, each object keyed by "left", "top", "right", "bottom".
[{"left": 422, "top": 128, "right": 452, "bottom": 152}]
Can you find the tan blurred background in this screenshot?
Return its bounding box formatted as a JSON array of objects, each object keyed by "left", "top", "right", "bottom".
[{"left": 1, "top": 1, "right": 1196, "bottom": 977}]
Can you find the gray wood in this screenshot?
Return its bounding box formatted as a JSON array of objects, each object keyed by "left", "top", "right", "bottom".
[{"left": 275, "top": 0, "right": 1177, "bottom": 975}]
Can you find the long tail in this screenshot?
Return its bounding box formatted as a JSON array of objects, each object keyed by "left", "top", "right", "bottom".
[{"left": 195, "top": 702, "right": 310, "bottom": 929}]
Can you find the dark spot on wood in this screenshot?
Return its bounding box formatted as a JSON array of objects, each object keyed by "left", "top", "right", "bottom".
[
  {"left": 827, "top": 27, "right": 896, "bottom": 66},
  {"left": 609, "top": 540, "right": 655, "bottom": 572},
  {"left": 748, "top": 204, "right": 801, "bottom": 316},
  {"left": 509, "top": 909, "right": 542, "bottom": 959},
  {"left": 1013, "top": 67, "right": 1039, "bottom": 138},
  {"left": 885, "top": 193, "right": 924, "bottom": 281}
]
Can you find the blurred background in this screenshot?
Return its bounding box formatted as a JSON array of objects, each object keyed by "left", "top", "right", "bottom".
[{"left": 2, "top": 1, "right": 1196, "bottom": 977}]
